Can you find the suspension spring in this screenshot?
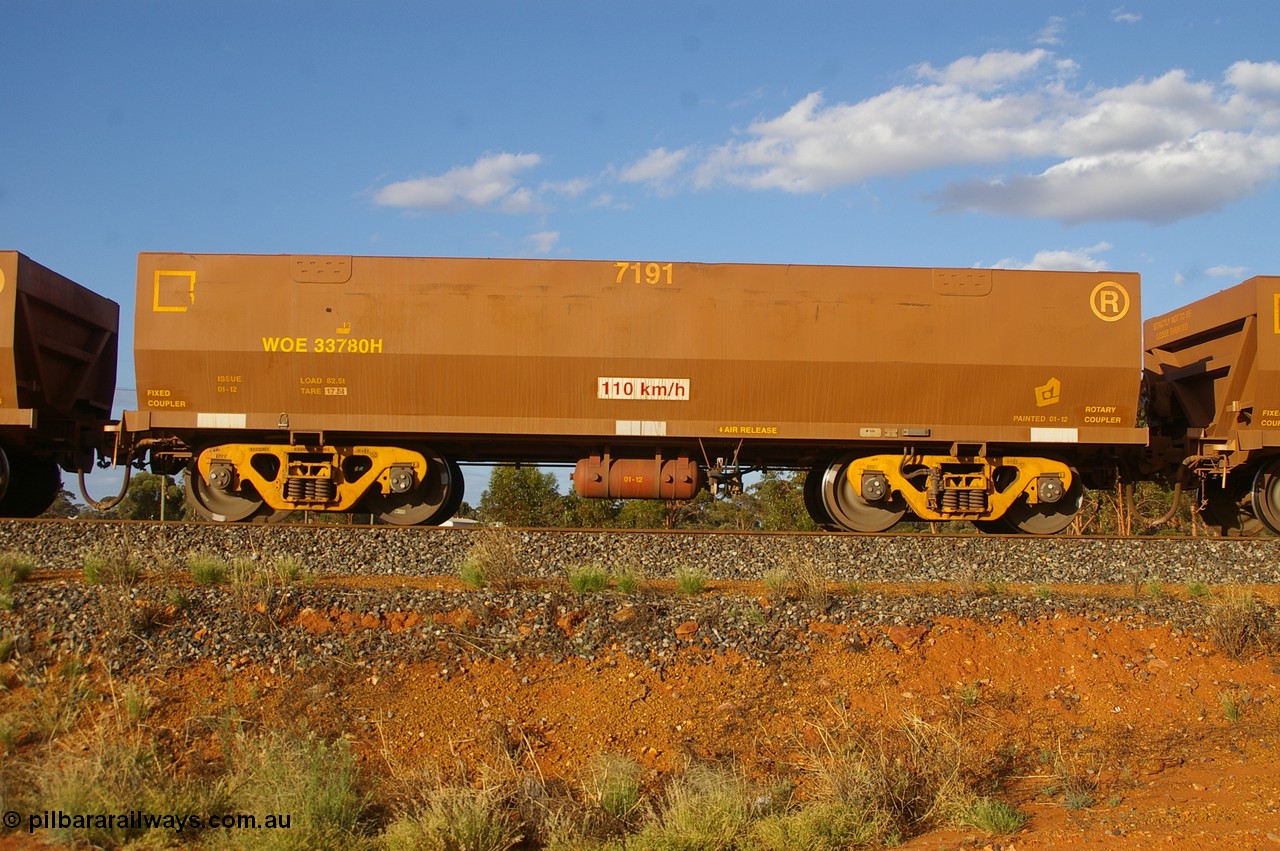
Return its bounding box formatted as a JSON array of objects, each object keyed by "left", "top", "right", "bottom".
[
  {"left": 285, "top": 477, "right": 336, "bottom": 503},
  {"left": 942, "top": 488, "right": 960, "bottom": 512}
]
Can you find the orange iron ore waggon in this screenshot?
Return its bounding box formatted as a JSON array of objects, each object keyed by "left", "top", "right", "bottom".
[
  {"left": 1144, "top": 276, "right": 1280, "bottom": 535},
  {"left": 118, "top": 254, "right": 1147, "bottom": 532},
  {"left": 0, "top": 252, "right": 119, "bottom": 516}
]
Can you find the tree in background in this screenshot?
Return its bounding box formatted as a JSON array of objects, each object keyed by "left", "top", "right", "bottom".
[
  {"left": 39, "top": 488, "right": 81, "bottom": 519},
  {"left": 82, "top": 472, "right": 185, "bottom": 520},
  {"left": 478, "top": 466, "right": 565, "bottom": 527},
  {"left": 476, "top": 466, "right": 821, "bottom": 531},
  {"left": 753, "top": 470, "right": 818, "bottom": 531}
]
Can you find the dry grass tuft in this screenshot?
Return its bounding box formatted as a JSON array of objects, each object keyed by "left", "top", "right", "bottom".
[
  {"left": 459, "top": 530, "right": 524, "bottom": 592},
  {"left": 1206, "top": 588, "right": 1276, "bottom": 659}
]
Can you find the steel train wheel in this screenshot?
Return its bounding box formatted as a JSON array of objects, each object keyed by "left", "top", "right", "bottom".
[
  {"left": 1250, "top": 458, "right": 1280, "bottom": 534},
  {"left": 432, "top": 458, "right": 466, "bottom": 524},
  {"left": 819, "top": 454, "right": 906, "bottom": 533},
  {"left": 0, "top": 447, "right": 62, "bottom": 518},
  {"left": 802, "top": 465, "right": 838, "bottom": 530},
  {"left": 1000, "top": 472, "right": 1084, "bottom": 534},
  {"left": 363, "top": 450, "right": 457, "bottom": 526},
  {"left": 185, "top": 467, "right": 270, "bottom": 522},
  {"left": 1200, "top": 475, "right": 1265, "bottom": 537}
]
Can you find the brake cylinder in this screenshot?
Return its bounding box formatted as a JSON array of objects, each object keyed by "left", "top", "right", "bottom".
[{"left": 573, "top": 455, "right": 703, "bottom": 500}]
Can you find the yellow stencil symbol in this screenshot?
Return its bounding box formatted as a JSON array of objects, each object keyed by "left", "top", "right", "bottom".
[
  {"left": 1035, "top": 377, "right": 1062, "bottom": 407},
  {"left": 1090, "top": 281, "right": 1130, "bottom": 322},
  {"left": 153, "top": 270, "right": 196, "bottom": 312}
]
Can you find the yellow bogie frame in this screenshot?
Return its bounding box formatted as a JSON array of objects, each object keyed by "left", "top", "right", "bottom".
[
  {"left": 844, "top": 453, "right": 1074, "bottom": 523},
  {"left": 196, "top": 444, "right": 429, "bottom": 512}
]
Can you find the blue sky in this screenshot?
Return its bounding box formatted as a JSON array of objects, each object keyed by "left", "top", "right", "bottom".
[{"left": 4, "top": 1, "right": 1280, "bottom": 503}]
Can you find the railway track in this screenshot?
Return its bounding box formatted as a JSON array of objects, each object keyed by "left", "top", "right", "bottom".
[{"left": 1, "top": 519, "right": 1279, "bottom": 586}]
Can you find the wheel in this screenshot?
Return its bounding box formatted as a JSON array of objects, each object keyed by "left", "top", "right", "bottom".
[
  {"left": 972, "top": 519, "right": 1012, "bottom": 534},
  {"left": 819, "top": 453, "right": 906, "bottom": 533},
  {"left": 1250, "top": 458, "right": 1280, "bottom": 534},
  {"left": 429, "top": 458, "right": 467, "bottom": 524},
  {"left": 802, "top": 465, "right": 838, "bottom": 530},
  {"left": 1200, "top": 475, "right": 1265, "bottom": 536},
  {"left": 185, "top": 465, "right": 271, "bottom": 522},
  {"left": 363, "top": 450, "right": 458, "bottom": 526},
  {"left": 0, "top": 447, "right": 62, "bottom": 518},
  {"left": 1001, "top": 472, "right": 1084, "bottom": 535}
]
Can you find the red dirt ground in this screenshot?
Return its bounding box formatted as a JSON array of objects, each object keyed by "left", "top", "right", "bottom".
[
  {"left": 166, "top": 608, "right": 1280, "bottom": 849},
  {"left": 3, "top": 591, "right": 1278, "bottom": 849}
]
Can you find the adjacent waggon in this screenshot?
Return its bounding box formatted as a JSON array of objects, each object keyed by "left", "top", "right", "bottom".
[
  {"left": 1144, "top": 275, "right": 1280, "bottom": 535},
  {"left": 0, "top": 252, "right": 118, "bottom": 516},
  {"left": 121, "top": 253, "right": 1145, "bottom": 533}
]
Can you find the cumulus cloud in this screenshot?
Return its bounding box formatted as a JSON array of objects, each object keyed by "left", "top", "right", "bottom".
[
  {"left": 374, "top": 153, "right": 543, "bottom": 211},
  {"left": 1036, "top": 16, "right": 1066, "bottom": 45},
  {"left": 695, "top": 53, "right": 1280, "bottom": 224},
  {"left": 993, "top": 242, "right": 1112, "bottom": 271},
  {"left": 527, "top": 231, "right": 560, "bottom": 254},
  {"left": 619, "top": 147, "right": 690, "bottom": 184},
  {"left": 914, "top": 49, "right": 1050, "bottom": 89},
  {"left": 1207, "top": 264, "right": 1249, "bottom": 278}
]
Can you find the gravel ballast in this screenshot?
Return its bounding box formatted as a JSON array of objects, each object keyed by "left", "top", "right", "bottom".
[
  {"left": 1, "top": 520, "right": 1276, "bottom": 678},
  {"left": 1, "top": 519, "right": 1279, "bottom": 584}
]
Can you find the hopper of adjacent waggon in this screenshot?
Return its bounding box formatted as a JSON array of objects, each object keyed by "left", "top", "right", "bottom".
[
  {"left": 0, "top": 251, "right": 119, "bottom": 515},
  {"left": 1144, "top": 276, "right": 1280, "bottom": 533}
]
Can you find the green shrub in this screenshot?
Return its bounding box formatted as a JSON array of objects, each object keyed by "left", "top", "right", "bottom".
[
  {"left": 568, "top": 565, "right": 609, "bottom": 594},
  {"left": 587, "top": 754, "right": 642, "bottom": 823},
  {"left": 957, "top": 796, "right": 1029, "bottom": 834},
  {"left": 0, "top": 551, "right": 36, "bottom": 591},
  {"left": 749, "top": 801, "right": 884, "bottom": 850},
  {"left": 83, "top": 546, "right": 142, "bottom": 586},
  {"left": 188, "top": 552, "right": 229, "bottom": 585},
  {"left": 674, "top": 566, "right": 707, "bottom": 595},
  {"left": 382, "top": 787, "right": 522, "bottom": 851},
  {"left": 458, "top": 531, "right": 522, "bottom": 592},
  {"left": 614, "top": 568, "right": 641, "bottom": 595}
]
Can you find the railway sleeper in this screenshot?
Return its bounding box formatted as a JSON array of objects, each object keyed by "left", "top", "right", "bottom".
[{"left": 194, "top": 443, "right": 430, "bottom": 513}]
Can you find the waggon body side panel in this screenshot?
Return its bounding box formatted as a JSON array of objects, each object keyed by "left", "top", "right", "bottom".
[{"left": 132, "top": 254, "right": 1145, "bottom": 456}]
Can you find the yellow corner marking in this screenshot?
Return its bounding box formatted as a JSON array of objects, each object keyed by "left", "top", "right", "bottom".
[
  {"left": 1035, "top": 377, "right": 1062, "bottom": 407},
  {"left": 0, "top": 267, "right": 5, "bottom": 295},
  {"left": 153, "top": 270, "right": 196, "bottom": 312},
  {"left": 1273, "top": 293, "right": 1280, "bottom": 334},
  {"left": 1090, "top": 281, "right": 1130, "bottom": 322}
]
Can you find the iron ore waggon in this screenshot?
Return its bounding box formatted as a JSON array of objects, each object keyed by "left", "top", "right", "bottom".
[
  {"left": 0, "top": 251, "right": 119, "bottom": 516},
  {"left": 122, "top": 253, "right": 1145, "bottom": 532},
  {"left": 1145, "top": 276, "right": 1280, "bottom": 535}
]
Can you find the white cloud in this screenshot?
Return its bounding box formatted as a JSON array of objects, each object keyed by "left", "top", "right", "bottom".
[
  {"left": 374, "top": 153, "right": 542, "bottom": 211},
  {"left": 935, "top": 131, "right": 1280, "bottom": 224},
  {"left": 527, "top": 231, "right": 560, "bottom": 254},
  {"left": 1036, "top": 16, "right": 1066, "bottom": 45},
  {"left": 694, "top": 53, "right": 1280, "bottom": 224},
  {"left": 993, "top": 242, "right": 1112, "bottom": 271},
  {"left": 914, "top": 49, "right": 1050, "bottom": 89},
  {"left": 590, "top": 193, "right": 630, "bottom": 210},
  {"left": 1206, "top": 264, "right": 1249, "bottom": 278},
  {"left": 1112, "top": 8, "right": 1142, "bottom": 24},
  {"left": 542, "top": 177, "right": 592, "bottom": 197},
  {"left": 499, "top": 187, "right": 541, "bottom": 214},
  {"left": 619, "top": 147, "right": 690, "bottom": 184}
]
